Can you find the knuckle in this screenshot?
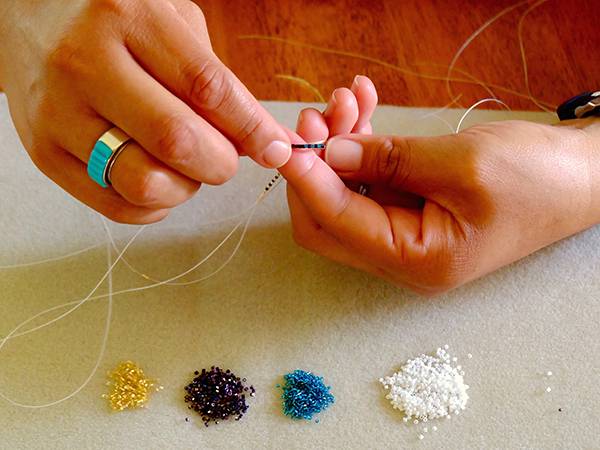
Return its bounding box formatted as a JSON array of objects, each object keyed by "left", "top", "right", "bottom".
[
  {"left": 234, "top": 110, "right": 264, "bottom": 147},
  {"left": 156, "top": 116, "right": 197, "bottom": 167},
  {"left": 102, "top": 205, "right": 132, "bottom": 224},
  {"left": 187, "top": 59, "right": 234, "bottom": 112},
  {"left": 128, "top": 170, "right": 164, "bottom": 207},
  {"left": 47, "top": 39, "right": 88, "bottom": 77},
  {"left": 89, "top": 0, "right": 131, "bottom": 17},
  {"left": 206, "top": 154, "right": 238, "bottom": 186},
  {"left": 32, "top": 97, "right": 56, "bottom": 125},
  {"left": 103, "top": 204, "right": 168, "bottom": 225},
  {"left": 426, "top": 253, "right": 468, "bottom": 294},
  {"left": 185, "top": 2, "right": 207, "bottom": 25},
  {"left": 373, "top": 137, "right": 411, "bottom": 186},
  {"left": 292, "top": 228, "right": 313, "bottom": 251},
  {"left": 27, "top": 142, "right": 49, "bottom": 172}
]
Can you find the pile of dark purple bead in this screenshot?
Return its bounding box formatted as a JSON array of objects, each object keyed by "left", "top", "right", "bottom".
[{"left": 184, "top": 366, "right": 255, "bottom": 426}]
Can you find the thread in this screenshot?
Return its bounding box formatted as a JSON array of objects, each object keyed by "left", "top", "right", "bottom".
[
  {"left": 0, "top": 174, "right": 282, "bottom": 408},
  {"left": 0, "top": 202, "right": 257, "bottom": 272},
  {"left": 0, "top": 1, "right": 563, "bottom": 409},
  {"left": 0, "top": 243, "right": 102, "bottom": 270},
  {"left": 0, "top": 239, "right": 115, "bottom": 408},
  {"left": 1, "top": 176, "right": 282, "bottom": 339},
  {"left": 275, "top": 74, "right": 326, "bottom": 102},
  {"left": 517, "top": 0, "right": 553, "bottom": 113},
  {"left": 446, "top": 0, "right": 530, "bottom": 103},
  {"left": 238, "top": 34, "right": 556, "bottom": 108},
  {"left": 456, "top": 98, "right": 511, "bottom": 133}
]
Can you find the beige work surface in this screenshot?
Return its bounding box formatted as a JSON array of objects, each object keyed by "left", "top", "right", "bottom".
[{"left": 1, "top": 96, "right": 598, "bottom": 450}]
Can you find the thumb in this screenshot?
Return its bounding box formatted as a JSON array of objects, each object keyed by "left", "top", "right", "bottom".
[{"left": 323, "top": 134, "right": 461, "bottom": 195}]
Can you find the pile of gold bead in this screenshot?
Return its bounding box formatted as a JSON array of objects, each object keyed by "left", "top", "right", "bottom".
[{"left": 103, "top": 361, "right": 161, "bottom": 411}]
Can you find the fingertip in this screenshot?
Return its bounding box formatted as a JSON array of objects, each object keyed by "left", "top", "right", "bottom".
[
  {"left": 325, "top": 88, "right": 359, "bottom": 136},
  {"left": 263, "top": 140, "right": 292, "bottom": 168},
  {"left": 297, "top": 108, "right": 329, "bottom": 143},
  {"left": 330, "top": 87, "right": 358, "bottom": 110},
  {"left": 351, "top": 75, "right": 378, "bottom": 133},
  {"left": 352, "top": 75, "right": 378, "bottom": 100}
]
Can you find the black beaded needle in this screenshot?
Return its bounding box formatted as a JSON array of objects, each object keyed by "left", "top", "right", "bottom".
[{"left": 291, "top": 143, "right": 325, "bottom": 149}]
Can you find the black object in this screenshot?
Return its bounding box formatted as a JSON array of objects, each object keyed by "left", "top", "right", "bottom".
[
  {"left": 557, "top": 91, "right": 600, "bottom": 120},
  {"left": 292, "top": 143, "right": 326, "bottom": 149}
]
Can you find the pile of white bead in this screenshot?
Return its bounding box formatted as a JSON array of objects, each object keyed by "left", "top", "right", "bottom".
[{"left": 379, "top": 345, "right": 469, "bottom": 422}]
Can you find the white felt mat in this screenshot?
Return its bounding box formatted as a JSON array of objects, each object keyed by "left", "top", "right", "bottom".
[{"left": 1, "top": 96, "right": 598, "bottom": 450}]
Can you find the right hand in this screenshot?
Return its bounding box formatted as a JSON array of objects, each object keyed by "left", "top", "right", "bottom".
[{"left": 0, "top": 0, "right": 291, "bottom": 223}]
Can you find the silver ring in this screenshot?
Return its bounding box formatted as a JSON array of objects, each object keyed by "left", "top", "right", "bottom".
[{"left": 105, "top": 141, "right": 131, "bottom": 186}]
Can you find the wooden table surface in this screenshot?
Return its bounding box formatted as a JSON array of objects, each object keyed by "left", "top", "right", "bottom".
[{"left": 196, "top": 0, "right": 598, "bottom": 111}]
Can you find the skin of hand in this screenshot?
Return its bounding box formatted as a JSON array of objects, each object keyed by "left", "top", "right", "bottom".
[
  {"left": 0, "top": 0, "right": 291, "bottom": 224},
  {"left": 280, "top": 75, "right": 600, "bottom": 295}
]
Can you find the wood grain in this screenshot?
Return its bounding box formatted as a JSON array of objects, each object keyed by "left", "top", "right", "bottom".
[{"left": 195, "top": 0, "right": 599, "bottom": 110}]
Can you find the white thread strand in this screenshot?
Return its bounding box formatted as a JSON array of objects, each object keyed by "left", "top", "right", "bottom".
[
  {"left": 0, "top": 182, "right": 273, "bottom": 407},
  {"left": 1, "top": 210, "right": 252, "bottom": 344},
  {"left": 0, "top": 201, "right": 257, "bottom": 271},
  {"left": 0, "top": 243, "right": 102, "bottom": 270},
  {"left": 1, "top": 175, "right": 282, "bottom": 346},
  {"left": 0, "top": 227, "right": 144, "bottom": 353},
  {"left": 0, "top": 240, "right": 114, "bottom": 408},
  {"left": 455, "top": 98, "right": 511, "bottom": 133}
]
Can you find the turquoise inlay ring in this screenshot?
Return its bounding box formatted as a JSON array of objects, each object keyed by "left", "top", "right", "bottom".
[{"left": 87, "top": 127, "right": 132, "bottom": 188}]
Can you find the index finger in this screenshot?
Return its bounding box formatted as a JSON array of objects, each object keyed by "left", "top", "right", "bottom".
[{"left": 124, "top": 4, "right": 291, "bottom": 168}]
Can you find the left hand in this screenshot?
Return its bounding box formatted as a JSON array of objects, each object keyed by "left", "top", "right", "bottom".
[{"left": 279, "top": 76, "right": 600, "bottom": 295}]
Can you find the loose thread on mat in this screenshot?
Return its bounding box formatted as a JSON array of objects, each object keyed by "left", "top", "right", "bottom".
[
  {"left": 100, "top": 174, "right": 282, "bottom": 287},
  {"left": 2, "top": 210, "right": 254, "bottom": 343},
  {"left": 0, "top": 174, "right": 282, "bottom": 348},
  {"left": 0, "top": 174, "right": 283, "bottom": 408},
  {"left": 0, "top": 201, "right": 258, "bottom": 271},
  {"left": 0, "top": 240, "right": 114, "bottom": 409}
]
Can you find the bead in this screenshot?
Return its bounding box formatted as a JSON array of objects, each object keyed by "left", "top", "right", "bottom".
[
  {"left": 467, "top": 354, "right": 473, "bottom": 359},
  {"left": 432, "top": 426, "right": 438, "bottom": 431},
  {"left": 184, "top": 367, "right": 254, "bottom": 426},
  {"left": 546, "top": 371, "right": 553, "bottom": 377},
  {"left": 104, "top": 361, "right": 159, "bottom": 411},
  {"left": 278, "top": 369, "right": 334, "bottom": 421},
  {"left": 291, "top": 143, "right": 325, "bottom": 150},
  {"left": 546, "top": 387, "right": 552, "bottom": 392},
  {"left": 418, "top": 434, "right": 424, "bottom": 440},
  {"left": 380, "top": 347, "right": 469, "bottom": 422}
]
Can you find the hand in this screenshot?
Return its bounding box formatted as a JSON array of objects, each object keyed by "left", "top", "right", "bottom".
[
  {"left": 0, "top": 0, "right": 291, "bottom": 223},
  {"left": 281, "top": 76, "right": 600, "bottom": 294}
]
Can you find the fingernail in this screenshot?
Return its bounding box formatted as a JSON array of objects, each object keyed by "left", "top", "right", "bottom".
[
  {"left": 264, "top": 140, "right": 292, "bottom": 168},
  {"left": 325, "top": 138, "right": 363, "bottom": 171},
  {"left": 323, "top": 90, "right": 338, "bottom": 116},
  {"left": 353, "top": 75, "right": 367, "bottom": 88}
]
